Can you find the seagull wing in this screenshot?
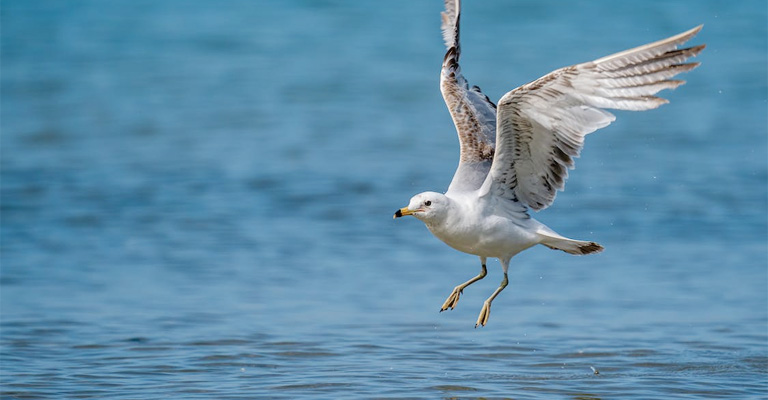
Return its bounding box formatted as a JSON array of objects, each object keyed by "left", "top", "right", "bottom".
[
  {"left": 480, "top": 26, "right": 705, "bottom": 210},
  {"left": 441, "top": 0, "right": 498, "bottom": 195}
]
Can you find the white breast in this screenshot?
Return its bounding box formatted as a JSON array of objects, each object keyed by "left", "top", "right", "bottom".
[{"left": 425, "top": 199, "right": 540, "bottom": 258}]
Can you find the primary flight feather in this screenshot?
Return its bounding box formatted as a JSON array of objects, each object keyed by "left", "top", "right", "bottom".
[{"left": 394, "top": 0, "right": 704, "bottom": 327}]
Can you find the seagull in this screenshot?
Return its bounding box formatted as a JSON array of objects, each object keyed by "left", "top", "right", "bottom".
[{"left": 393, "top": 0, "right": 704, "bottom": 327}]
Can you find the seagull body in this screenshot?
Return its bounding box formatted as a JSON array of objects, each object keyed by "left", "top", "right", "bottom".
[
  {"left": 394, "top": 0, "right": 704, "bottom": 327},
  {"left": 410, "top": 191, "right": 540, "bottom": 258}
]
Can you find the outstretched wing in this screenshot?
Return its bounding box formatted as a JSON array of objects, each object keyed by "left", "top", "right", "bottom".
[
  {"left": 481, "top": 26, "right": 705, "bottom": 210},
  {"left": 440, "top": 0, "right": 498, "bottom": 195}
]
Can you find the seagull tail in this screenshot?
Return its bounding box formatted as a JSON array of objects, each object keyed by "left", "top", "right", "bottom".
[
  {"left": 542, "top": 238, "right": 604, "bottom": 255},
  {"left": 537, "top": 227, "right": 604, "bottom": 255}
]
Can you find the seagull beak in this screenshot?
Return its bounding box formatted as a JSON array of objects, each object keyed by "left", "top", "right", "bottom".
[{"left": 393, "top": 207, "right": 414, "bottom": 219}]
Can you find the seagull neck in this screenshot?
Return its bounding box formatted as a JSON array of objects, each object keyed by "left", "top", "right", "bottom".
[{"left": 432, "top": 194, "right": 464, "bottom": 226}]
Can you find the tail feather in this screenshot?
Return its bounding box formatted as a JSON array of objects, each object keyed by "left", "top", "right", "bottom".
[
  {"left": 542, "top": 238, "right": 604, "bottom": 255},
  {"left": 537, "top": 226, "right": 603, "bottom": 255}
]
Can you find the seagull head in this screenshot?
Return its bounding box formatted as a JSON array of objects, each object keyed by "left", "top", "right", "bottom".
[{"left": 393, "top": 192, "right": 449, "bottom": 222}]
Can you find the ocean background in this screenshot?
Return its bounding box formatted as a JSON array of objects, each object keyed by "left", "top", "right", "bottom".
[{"left": 2, "top": 0, "right": 766, "bottom": 398}]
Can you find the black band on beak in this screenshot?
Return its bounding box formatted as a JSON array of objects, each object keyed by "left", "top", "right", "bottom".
[{"left": 394, "top": 209, "right": 403, "bottom": 218}]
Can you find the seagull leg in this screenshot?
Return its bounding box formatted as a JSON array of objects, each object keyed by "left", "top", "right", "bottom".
[
  {"left": 476, "top": 258, "right": 511, "bottom": 328},
  {"left": 475, "top": 273, "right": 507, "bottom": 327},
  {"left": 440, "top": 257, "right": 487, "bottom": 312}
]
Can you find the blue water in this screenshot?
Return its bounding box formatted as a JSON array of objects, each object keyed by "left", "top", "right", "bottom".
[{"left": 2, "top": 0, "right": 766, "bottom": 398}]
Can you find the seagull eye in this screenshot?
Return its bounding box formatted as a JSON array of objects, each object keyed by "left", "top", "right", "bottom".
[{"left": 424, "top": 200, "right": 432, "bottom": 206}]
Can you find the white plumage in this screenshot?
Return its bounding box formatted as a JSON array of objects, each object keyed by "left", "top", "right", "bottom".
[{"left": 394, "top": 0, "right": 704, "bottom": 327}]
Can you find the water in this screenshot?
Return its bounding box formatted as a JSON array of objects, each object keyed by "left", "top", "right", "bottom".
[{"left": 2, "top": 0, "right": 766, "bottom": 398}]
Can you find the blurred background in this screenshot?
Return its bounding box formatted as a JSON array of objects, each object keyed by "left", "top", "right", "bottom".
[{"left": 2, "top": 0, "right": 766, "bottom": 398}]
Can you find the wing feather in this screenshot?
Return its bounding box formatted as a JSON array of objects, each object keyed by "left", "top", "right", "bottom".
[
  {"left": 481, "top": 26, "right": 705, "bottom": 210},
  {"left": 440, "top": 0, "right": 498, "bottom": 194}
]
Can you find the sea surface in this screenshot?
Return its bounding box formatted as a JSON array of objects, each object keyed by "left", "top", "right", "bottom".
[{"left": 2, "top": 0, "right": 767, "bottom": 398}]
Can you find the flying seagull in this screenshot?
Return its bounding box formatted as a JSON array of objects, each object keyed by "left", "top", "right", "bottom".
[{"left": 393, "top": 0, "right": 704, "bottom": 327}]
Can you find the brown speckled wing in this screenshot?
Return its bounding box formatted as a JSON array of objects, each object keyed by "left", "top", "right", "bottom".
[
  {"left": 440, "top": 0, "right": 497, "bottom": 195},
  {"left": 482, "top": 26, "right": 705, "bottom": 210}
]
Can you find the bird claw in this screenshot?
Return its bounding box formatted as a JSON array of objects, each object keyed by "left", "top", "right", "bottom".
[
  {"left": 440, "top": 286, "right": 463, "bottom": 312},
  {"left": 475, "top": 301, "right": 491, "bottom": 328}
]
